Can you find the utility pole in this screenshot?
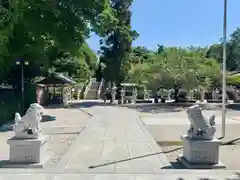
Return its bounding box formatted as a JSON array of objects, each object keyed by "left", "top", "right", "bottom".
[
  {"left": 16, "top": 59, "right": 28, "bottom": 115},
  {"left": 221, "top": 0, "right": 227, "bottom": 138}
]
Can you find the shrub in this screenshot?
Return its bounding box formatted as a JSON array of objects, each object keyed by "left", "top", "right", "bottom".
[
  {"left": 0, "top": 89, "right": 21, "bottom": 126},
  {"left": 178, "top": 89, "right": 188, "bottom": 99},
  {"left": 228, "top": 75, "right": 240, "bottom": 87}
]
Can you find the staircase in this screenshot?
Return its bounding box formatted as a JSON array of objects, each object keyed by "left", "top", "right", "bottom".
[{"left": 84, "top": 78, "right": 100, "bottom": 100}]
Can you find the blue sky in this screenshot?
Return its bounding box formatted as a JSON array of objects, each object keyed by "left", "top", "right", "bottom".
[{"left": 87, "top": 0, "right": 240, "bottom": 52}]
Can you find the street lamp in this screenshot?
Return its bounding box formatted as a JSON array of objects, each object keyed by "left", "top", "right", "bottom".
[
  {"left": 221, "top": 0, "right": 227, "bottom": 138},
  {"left": 16, "top": 58, "right": 29, "bottom": 115}
]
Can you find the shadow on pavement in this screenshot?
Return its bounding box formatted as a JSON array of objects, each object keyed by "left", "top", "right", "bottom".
[
  {"left": 66, "top": 101, "right": 228, "bottom": 114},
  {"left": 123, "top": 102, "right": 240, "bottom": 114},
  {"left": 227, "top": 103, "right": 240, "bottom": 111},
  {"left": 43, "top": 104, "right": 65, "bottom": 109},
  {"left": 161, "top": 161, "right": 185, "bottom": 169},
  {"left": 0, "top": 124, "right": 13, "bottom": 133},
  {"left": 41, "top": 115, "right": 57, "bottom": 122},
  {"left": 67, "top": 101, "right": 117, "bottom": 116},
  {"left": 126, "top": 105, "right": 183, "bottom": 114},
  {"left": 68, "top": 101, "right": 116, "bottom": 108},
  {"left": 44, "top": 101, "right": 113, "bottom": 109},
  {"left": 122, "top": 102, "right": 219, "bottom": 114}
]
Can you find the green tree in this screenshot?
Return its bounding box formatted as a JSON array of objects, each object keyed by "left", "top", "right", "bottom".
[
  {"left": 1, "top": 0, "right": 115, "bottom": 85},
  {"left": 100, "top": 0, "right": 138, "bottom": 85},
  {"left": 51, "top": 44, "right": 97, "bottom": 82},
  {"left": 206, "top": 28, "right": 240, "bottom": 71},
  {"left": 156, "top": 44, "right": 164, "bottom": 54},
  {"left": 227, "top": 74, "right": 240, "bottom": 87},
  {"left": 206, "top": 43, "right": 234, "bottom": 70},
  {"left": 129, "top": 47, "right": 221, "bottom": 102},
  {"left": 127, "top": 62, "right": 150, "bottom": 84},
  {"left": 132, "top": 46, "right": 154, "bottom": 64},
  {"left": 228, "top": 28, "right": 240, "bottom": 70}
]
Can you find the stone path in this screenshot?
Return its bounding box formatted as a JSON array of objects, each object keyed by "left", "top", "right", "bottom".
[
  {"left": 56, "top": 106, "right": 171, "bottom": 173},
  {"left": 1, "top": 103, "right": 240, "bottom": 179}
]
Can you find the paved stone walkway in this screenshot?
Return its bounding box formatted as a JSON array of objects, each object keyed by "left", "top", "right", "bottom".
[
  {"left": 56, "top": 106, "right": 171, "bottom": 173},
  {"left": 0, "top": 169, "right": 240, "bottom": 179},
  {"left": 1, "top": 104, "right": 240, "bottom": 179}
]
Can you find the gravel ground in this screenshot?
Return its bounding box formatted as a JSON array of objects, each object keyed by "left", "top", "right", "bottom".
[
  {"left": 41, "top": 108, "right": 91, "bottom": 168},
  {"left": 0, "top": 107, "right": 91, "bottom": 169},
  {"left": 43, "top": 131, "right": 81, "bottom": 168}
]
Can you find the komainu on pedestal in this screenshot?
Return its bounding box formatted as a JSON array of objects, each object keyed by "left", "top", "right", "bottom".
[
  {"left": 186, "top": 104, "right": 216, "bottom": 140},
  {"left": 177, "top": 104, "right": 226, "bottom": 169},
  {"left": 3, "top": 103, "right": 49, "bottom": 168},
  {"left": 13, "top": 103, "right": 43, "bottom": 139}
]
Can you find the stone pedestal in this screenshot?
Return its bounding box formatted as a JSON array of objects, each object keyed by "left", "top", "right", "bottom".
[
  {"left": 14, "top": 131, "right": 39, "bottom": 139},
  {"left": 3, "top": 135, "right": 48, "bottom": 168},
  {"left": 177, "top": 135, "right": 226, "bottom": 169}
]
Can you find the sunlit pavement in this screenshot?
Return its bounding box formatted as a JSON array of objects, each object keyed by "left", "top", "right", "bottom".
[{"left": 0, "top": 101, "right": 240, "bottom": 179}]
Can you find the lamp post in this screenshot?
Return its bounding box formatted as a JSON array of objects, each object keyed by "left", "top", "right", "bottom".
[
  {"left": 221, "top": 0, "right": 227, "bottom": 138},
  {"left": 16, "top": 58, "right": 29, "bottom": 115}
]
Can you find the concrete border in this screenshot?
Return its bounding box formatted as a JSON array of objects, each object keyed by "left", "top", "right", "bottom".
[
  {"left": 136, "top": 114, "right": 173, "bottom": 168},
  {"left": 55, "top": 115, "right": 96, "bottom": 170},
  {"left": 0, "top": 155, "right": 50, "bottom": 168},
  {"left": 177, "top": 155, "right": 226, "bottom": 169}
]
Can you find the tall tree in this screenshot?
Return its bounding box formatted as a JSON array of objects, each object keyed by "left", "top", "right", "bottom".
[
  {"left": 156, "top": 44, "right": 164, "bottom": 54},
  {"left": 206, "top": 43, "right": 234, "bottom": 70},
  {"left": 1, "top": 0, "right": 115, "bottom": 85},
  {"left": 100, "top": 0, "right": 138, "bottom": 85},
  {"left": 206, "top": 28, "right": 240, "bottom": 71},
  {"left": 228, "top": 28, "right": 240, "bottom": 70}
]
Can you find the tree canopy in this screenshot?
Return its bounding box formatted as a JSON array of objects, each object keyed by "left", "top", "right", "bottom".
[
  {"left": 206, "top": 28, "right": 240, "bottom": 71},
  {"left": 99, "top": 0, "right": 138, "bottom": 85},
  {"left": 128, "top": 47, "right": 221, "bottom": 99},
  {"left": 2, "top": 0, "right": 240, "bottom": 102},
  {"left": 0, "top": 0, "right": 116, "bottom": 85}
]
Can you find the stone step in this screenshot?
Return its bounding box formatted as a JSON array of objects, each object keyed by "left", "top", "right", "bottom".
[
  {"left": 89, "top": 82, "right": 100, "bottom": 90},
  {"left": 85, "top": 90, "right": 98, "bottom": 99},
  {"left": 84, "top": 79, "right": 100, "bottom": 99},
  {"left": 0, "top": 170, "right": 239, "bottom": 180},
  {"left": 90, "top": 77, "right": 97, "bottom": 82}
]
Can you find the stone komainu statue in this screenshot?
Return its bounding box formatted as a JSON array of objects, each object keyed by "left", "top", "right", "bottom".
[
  {"left": 186, "top": 104, "right": 216, "bottom": 140},
  {"left": 13, "top": 103, "right": 44, "bottom": 139}
]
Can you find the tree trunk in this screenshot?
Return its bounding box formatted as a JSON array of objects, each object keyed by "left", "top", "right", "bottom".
[
  {"left": 200, "top": 88, "right": 205, "bottom": 102},
  {"left": 109, "top": 81, "right": 115, "bottom": 103},
  {"left": 174, "top": 87, "right": 180, "bottom": 103}
]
